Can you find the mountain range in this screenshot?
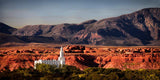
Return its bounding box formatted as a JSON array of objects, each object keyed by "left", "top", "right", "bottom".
[{"left": 0, "top": 8, "right": 160, "bottom": 46}]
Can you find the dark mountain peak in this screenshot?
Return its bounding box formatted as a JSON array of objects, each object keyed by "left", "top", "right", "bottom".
[
  {"left": 12, "top": 25, "right": 55, "bottom": 36},
  {"left": 80, "top": 19, "right": 97, "bottom": 25},
  {"left": 0, "top": 22, "right": 17, "bottom": 34},
  {"left": 2, "top": 8, "right": 160, "bottom": 46},
  {"left": 23, "top": 24, "right": 55, "bottom": 28},
  {"left": 141, "top": 7, "right": 160, "bottom": 11}
]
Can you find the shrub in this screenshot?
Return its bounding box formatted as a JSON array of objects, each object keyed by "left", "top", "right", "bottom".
[
  {"left": 0, "top": 65, "right": 160, "bottom": 80},
  {"left": 85, "top": 73, "right": 107, "bottom": 80},
  {"left": 105, "top": 72, "right": 119, "bottom": 80},
  {"left": 144, "top": 74, "right": 159, "bottom": 80},
  {"left": 84, "top": 67, "right": 105, "bottom": 74},
  {"left": 59, "top": 65, "right": 83, "bottom": 78},
  {"left": 36, "top": 63, "right": 57, "bottom": 74},
  {"left": 103, "top": 68, "right": 121, "bottom": 74}
]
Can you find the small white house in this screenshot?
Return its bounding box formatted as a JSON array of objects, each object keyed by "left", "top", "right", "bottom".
[{"left": 34, "top": 46, "right": 65, "bottom": 69}]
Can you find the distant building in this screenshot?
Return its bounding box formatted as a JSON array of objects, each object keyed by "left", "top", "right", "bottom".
[{"left": 34, "top": 46, "right": 65, "bottom": 69}]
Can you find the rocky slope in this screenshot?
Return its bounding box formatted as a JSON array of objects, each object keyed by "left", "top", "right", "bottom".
[
  {"left": 0, "top": 45, "right": 160, "bottom": 71},
  {"left": 12, "top": 8, "right": 160, "bottom": 46},
  {"left": 0, "top": 23, "right": 24, "bottom": 44},
  {"left": 74, "top": 8, "right": 160, "bottom": 45},
  {"left": 0, "top": 8, "right": 160, "bottom": 46},
  {"left": 0, "top": 33, "right": 24, "bottom": 44},
  {"left": 0, "top": 22, "right": 17, "bottom": 34}
]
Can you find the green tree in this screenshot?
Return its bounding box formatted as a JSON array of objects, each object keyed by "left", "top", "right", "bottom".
[
  {"left": 105, "top": 72, "right": 119, "bottom": 80},
  {"left": 85, "top": 73, "right": 107, "bottom": 80},
  {"left": 103, "top": 68, "right": 121, "bottom": 75},
  {"left": 84, "top": 67, "right": 105, "bottom": 74},
  {"left": 144, "top": 74, "right": 159, "bottom": 80},
  {"left": 59, "top": 65, "right": 83, "bottom": 78},
  {"left": 36, "top": 63, "right": 57, "bottom": 74}
]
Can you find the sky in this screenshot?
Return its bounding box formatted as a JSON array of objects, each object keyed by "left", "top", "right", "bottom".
[{"left": 0, "top": 0, "right": 160, "bottom": 28}]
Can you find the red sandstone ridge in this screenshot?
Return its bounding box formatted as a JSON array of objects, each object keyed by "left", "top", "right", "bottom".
[
  {"left": 64, "top": 45, "right": 97, "bottom": 53},
  {"left": 0, "top": 45, "right": 160, "bottom": 71},
  {"left": 0, "top": 54, "right": 88, "bottom": 71}
]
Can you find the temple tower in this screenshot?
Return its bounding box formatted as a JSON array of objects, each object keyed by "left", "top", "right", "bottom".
[{"left": 58, "top": 46, "right": 65, "bottom": 67}]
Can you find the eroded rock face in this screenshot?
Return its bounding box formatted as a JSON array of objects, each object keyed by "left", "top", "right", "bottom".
[
  {"left": 0, "top": 45, "right": 160, "bottom": 71},
  {"left": 64, "top": 45, "right": 85, "bottom": 53},
  {"left": 0, "top": 22, "right": 17, "bottom": 34},
  {"left": 8, "top": 8, "right": 160, "bottom": 46},
  {"left": 64, "top": 45, "right": 97, "bottom": 53}
]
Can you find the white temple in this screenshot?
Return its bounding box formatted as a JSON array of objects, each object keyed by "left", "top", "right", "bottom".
[{"left": 34, "top": 46, "right": 65, "bottom": 69}]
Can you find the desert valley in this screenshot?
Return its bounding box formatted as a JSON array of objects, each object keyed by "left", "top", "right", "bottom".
[
  {"left": 0, "top": 7, "right": 160, "bottom": 79},
  {"left": 0, "top": 43, "right": 160, "bottom": 71}
]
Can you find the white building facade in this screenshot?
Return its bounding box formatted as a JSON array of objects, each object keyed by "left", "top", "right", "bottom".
[{"left": 34, "top": 46, "right": 65, "bottom": 69}]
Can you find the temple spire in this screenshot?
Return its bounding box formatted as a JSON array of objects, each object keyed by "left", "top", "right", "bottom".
[
  {"left": 58, "top": 46, "right": 65, "bottom": 68},
  {"left": 60, "top": 46, "right": 63, "bottom": 57}
]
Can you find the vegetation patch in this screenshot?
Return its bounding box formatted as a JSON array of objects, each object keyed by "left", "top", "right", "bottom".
[{"left": 0, "top": 64, "right": 160, "bottom": 80}]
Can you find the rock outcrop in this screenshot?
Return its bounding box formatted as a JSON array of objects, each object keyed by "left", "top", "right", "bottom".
[
  {"left": 0, "top": 22, "right": 17, "bottom": 34},
  {"left": 0, "top": 45, "right": 160, "bottom": 71},
  {"left": 1, "top": 8, "right": 158, "bottom": 46}
]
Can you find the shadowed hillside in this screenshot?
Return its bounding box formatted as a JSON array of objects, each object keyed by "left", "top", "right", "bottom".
[{"left": 0, "top": 8, "right": 160, "bottom": 46}]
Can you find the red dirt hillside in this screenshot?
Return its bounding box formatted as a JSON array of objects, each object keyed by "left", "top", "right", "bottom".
[{"left": 0, "top": 45, "right": 160, "bottom": 71}]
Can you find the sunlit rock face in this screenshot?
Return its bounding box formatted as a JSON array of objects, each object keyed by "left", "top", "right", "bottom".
[
  {"left": 7, "top": 8, "right": 160, "bottom": 46},
  {"left": 0, "top": 45, "right": 160, "bottom": 71}
]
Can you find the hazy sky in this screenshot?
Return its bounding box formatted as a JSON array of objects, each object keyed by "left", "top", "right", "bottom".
[{"left": 0, "top": 0, "right": 160, "bottom": 28}]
